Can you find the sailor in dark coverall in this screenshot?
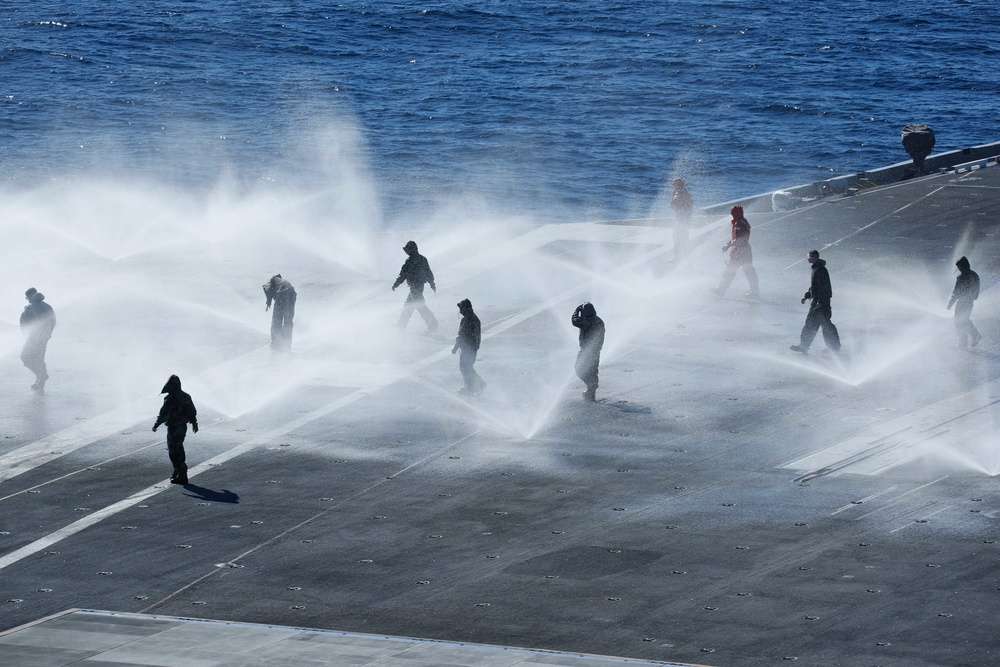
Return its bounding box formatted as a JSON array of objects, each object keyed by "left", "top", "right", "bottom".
[
  {"left": 572, "top": 302, "right": 605, "bottom": 401},
  {"left": 947, "top": 256, "right": 981, "bottom": 349},
  {"left": 19, "top": 288, "right": 56, "bottom": 391},
  {"left": 713, "top": 205, "right": 760, "bottom": 298},
  {"left": 263, "top": 274, "right": 296, "bottom": 350},
  {"left": 452, "top": 298, "right": 485, "bottom": 395},
  {"left": 790, "top": 250, "right": 841, "bottom": 354},
  {"left": 152, "top": 374, "right": 198, "bottom": 485},
  {"left": 392, "top": 240, "right": 438, "bottom": 333}
]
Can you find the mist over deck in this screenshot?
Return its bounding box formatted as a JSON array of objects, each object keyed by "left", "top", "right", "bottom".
[{"left": 1, "top": 159, "right": 999, "bottom": 666}]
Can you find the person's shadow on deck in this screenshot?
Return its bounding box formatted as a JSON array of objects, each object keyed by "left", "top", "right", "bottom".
[{"left": 183, "top": 484, "right": 240, "bottom": 504}]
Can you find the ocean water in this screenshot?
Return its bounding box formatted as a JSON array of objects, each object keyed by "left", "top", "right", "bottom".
[{"left": 2, "top": 0, "right": 998, "bottom": 222}]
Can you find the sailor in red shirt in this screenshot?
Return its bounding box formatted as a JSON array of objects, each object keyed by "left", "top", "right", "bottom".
[{"left": 712, "top": 205, "right": 759, "bottom": 298}]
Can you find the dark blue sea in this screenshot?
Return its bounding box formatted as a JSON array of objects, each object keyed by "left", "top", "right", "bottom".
[{"left": 3, "top": 0, "right": 998, "bottom": 222}]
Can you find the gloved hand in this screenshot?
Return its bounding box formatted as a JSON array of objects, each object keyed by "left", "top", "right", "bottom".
[
  {"left": 192, "top": 422, "right": 199, "bottom": 433},
  {"left": 265, "top": 304, "right": 271, "bottom": 311},
  {"left": 392, "top": 285, "right": 397, "bottom": 291},
  {"left": 152, "top": 424, "right": 158, "bottom": 432},
  {"left": 802, "top": 291, "right": 811, "bottom": 304},
  {"left": 451, "top": 347, "right": 457, "bottom": 355}
]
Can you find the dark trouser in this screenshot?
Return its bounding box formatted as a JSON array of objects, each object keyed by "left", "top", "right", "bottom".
[
  {"left": 954, "top": 300, "right": 980, "bottom": 347},
  {"left": 673, "top": 220, "right": 690, "bottom": 260},
  {"left": 575, "top": 351, "right": 600, "bottom": 392},
  {"left": 717, "top": 254, "right": 759, "bottom": 295},
  {"left": 270, "top": 296, "right": 296, "bottom": 350},
  {"left": 398, "top": 290, "right": 438, "bottom": 331},
  {"left": 799, "top": 302, "right": 841, "bottom": 352},
  {"left": 459, "top": 348, "right": 484, "bottom": 393},
  {"left": 166, "top": 424, "right": 188, "bottom": 481},
  {"left": 21, "top": 337, "right": 50, "bottom": 386}
]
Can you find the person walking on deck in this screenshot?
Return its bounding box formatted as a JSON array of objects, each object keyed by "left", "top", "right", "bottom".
[
  {"left": 790, "top": 250, "right": 841, "bottom": 355},
  {"left": 712, "top": 205, "right": 759, "bottom": 298}
]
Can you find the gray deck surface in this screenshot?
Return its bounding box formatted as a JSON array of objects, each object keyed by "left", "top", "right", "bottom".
[
  {"left": 0, "top": 609, "right": 697, "bottom": 667},
  {"left": 2, "top": 163, "right": 1000, "bottom": 667}
]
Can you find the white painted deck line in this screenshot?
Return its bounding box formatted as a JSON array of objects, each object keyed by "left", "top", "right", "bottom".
[{"left": 783, "top": 379, "right": 1000, "bottom": 477}]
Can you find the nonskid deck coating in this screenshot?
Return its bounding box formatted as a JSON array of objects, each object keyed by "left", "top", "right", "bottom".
[
  {"left": 0, "top": 609, "right": 704, "bottom": 667},
  {"left": 1, "top": 164, "right": 1000, "bottom": 667}
]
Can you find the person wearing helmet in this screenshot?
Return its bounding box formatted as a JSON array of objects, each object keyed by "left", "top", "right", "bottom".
[
  {"left": 670, "top": 177, "right": 693, "bottom": 261},
  {"left": 790, "top": 250, "right": 841, "bottom": 355},
  {"left": 152, "top": 375, "right": 199, "bottom": 485},
  {"left": 393, "top": 240, "right": 438, "bottom": 333},
  {"left": 452, "top": 298, "right": 485, "bottom": 396},
  {"left": 19, "top": 288, "right": 56, "bottom": 391},
  {"left": 712, "top": 205, "right": 759, "bottom": 298},
  {"left": 572, "top": 302, "right": 605, "bottom": 401},
  {"left": 262, "top": 274, "right": 297, "bottom": 351},
  {"left": 947, "top": 256, "right": 981, "bottom": 349}
]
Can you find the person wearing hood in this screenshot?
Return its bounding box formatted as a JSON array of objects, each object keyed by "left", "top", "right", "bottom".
[
  {"left": 670, "top": 177, "right": 693, "bottom": 261},
  {"left": 262, "top": 274, "right": 297, "bottom": 351},
  {"left": 452, "top": 298, "right": 485, "bottom": 396},
  {"left": 393, "top": 240, "right": 438, "bottom": 333},
  {"left": 790, "top": 250, "right": 841, "bottom": 355},
  {"left": 947, "top": 256, "right": 981, "bottom": 349},
  {"left": 713, "top": 205, "right": 760, "bottom": 298},
  {"left": 19, "top": 288, "right": 56, "bottom": 391},
  {"left": 572, "top": 302, "right": 605, "bottom": 401},
  {"left": 152, "top": 374, "right": 199, "bottom": 485}
]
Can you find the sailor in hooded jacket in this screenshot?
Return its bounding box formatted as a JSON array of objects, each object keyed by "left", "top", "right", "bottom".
[
  {"left": 947, "top": 256, "right": 981, "bottom": 348},
  {"left": 19, "top": 288, "right": 56, "bottom": 391},
  {"left": 263, "top": 274, "right": 297, "bottom": 351},
  {"left": 393, "top": 240, "right": 438, "bottom": 333},
  {"left": 452, "top": 298, "right": 485, "bottom": 395},
  {"left": 572, "top": 302, "right": 605, "bottom": 401},
  {"left": 152, "top": 375, "right": 199, "bottom": 484}
]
